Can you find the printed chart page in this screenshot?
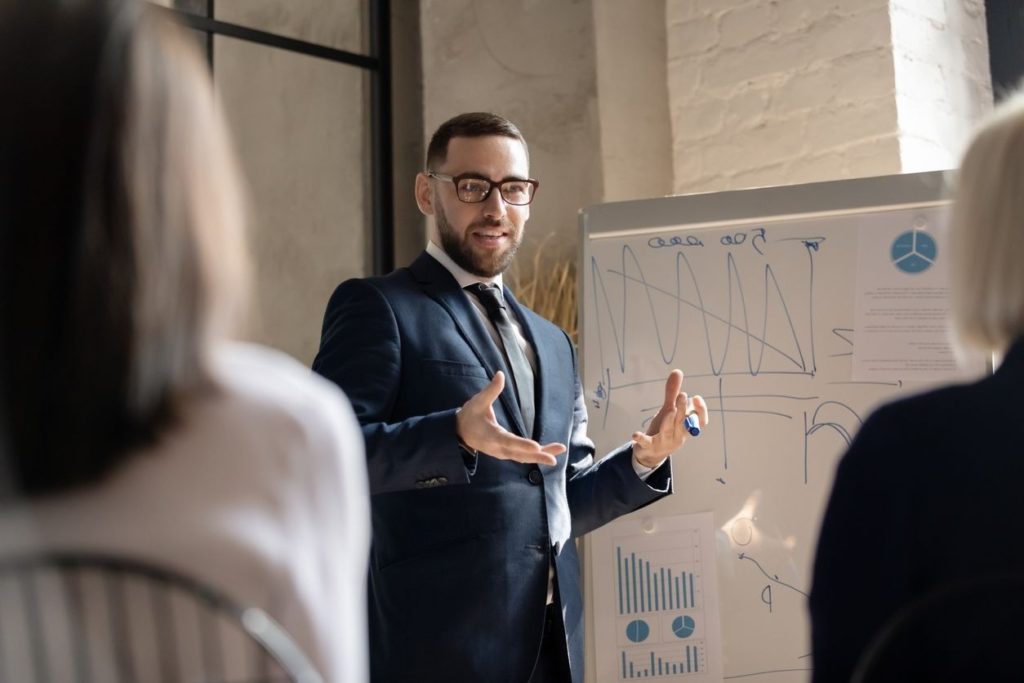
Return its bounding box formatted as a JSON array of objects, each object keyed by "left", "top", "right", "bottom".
[{"left": 591, "top": 512, "right": 723, "bottom": 682}]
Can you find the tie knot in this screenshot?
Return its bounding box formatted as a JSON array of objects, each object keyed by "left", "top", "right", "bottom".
[{"left": 467, "top": 283, "right": 505, "bottom": 313}]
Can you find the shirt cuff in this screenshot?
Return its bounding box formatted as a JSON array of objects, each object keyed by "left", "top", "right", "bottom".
[{"left": 632, "top": 453, "right": 666, "bottom": 480}]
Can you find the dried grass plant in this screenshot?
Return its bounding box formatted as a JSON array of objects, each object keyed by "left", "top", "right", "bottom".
[{"left": 506, "top": 235, "right": 578, "bottom": 343}]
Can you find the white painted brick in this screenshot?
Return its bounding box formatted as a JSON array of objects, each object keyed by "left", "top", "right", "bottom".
[
  {"left": 669, "top": 0, "right": 990, "bottom": 188},
  {"left": 804, "top": 9, "right": 893, "bottom": 63},
  {"left": 667, "top": 15, "right": 720, "bottom": 57},
  {"left": 729, "top": 161, "right": 791, "bottom": 190},
  {"left": 959, "top": 36, "right": 992, "bottom": 80},
  {"left": 701, "top": 35, "right": 809, "bottom": 86},
  {"left": 703, "top": 118, "right": 808, "bottom": 175},
  {"left": 804, "top": 99, "right": 898, "bottom": 150},
  {"left": 773, "top": 0, "right": 823, "bottom": 35},
  {"left": 775, "top": 0, "right": 887, "bottom": 36},
  {"left": 844, "top": 136, "right": 903, "bottom": 177},
  {"left": 783, "top": 151, "right": 849, "bottom": 184},
  {"left": 665, "top": 0, "right": 702, "bottom": 26},
  {"left": 721, "top": 87, "right": 773, "bottom": 129},
  {"left": 893, "top": 57, "right": 948, "bottom": 107},
  {"left": 666, "top": 59, "right": 702, "bottom": 99},
  {"left": 891, "top": 0, "right": 947, "bottom": 29},
  {"left": 719, "top": 3, "right": 772, "bottom": 50},
  {"left": 899, "top": 134, "right": 957, "bottom": 172},
  {"left": 672, "top": 97, "right": 727, "bottom": 141},
  {"left": 677, "top": 174, "right": 730, "bottom": 194},
  {"left": 831, "top": 48, "right": 897, "bottom": 103},
  {"left": 673, "top": 146, "right": 704, "bottom": 181},
  {"left": 774, "top": 68, "right": 839, "bottom": 113}
]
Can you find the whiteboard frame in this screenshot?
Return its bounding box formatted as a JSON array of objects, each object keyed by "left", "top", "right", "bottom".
[{"left": 576, "top": 170, "right": 952, "bottom": 683}]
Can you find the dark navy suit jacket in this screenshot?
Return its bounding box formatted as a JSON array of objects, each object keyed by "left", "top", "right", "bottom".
[
  {"left": 810, "top": 339, "right": 1024, "bottom": 681},
  {"left": 313, "top": 252, "right": 672, "bottom": 683}
]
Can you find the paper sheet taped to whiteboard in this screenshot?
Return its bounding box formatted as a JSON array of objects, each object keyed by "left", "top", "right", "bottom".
[{"left": 590, "top": 512, "right": 723, "bottom": 682}]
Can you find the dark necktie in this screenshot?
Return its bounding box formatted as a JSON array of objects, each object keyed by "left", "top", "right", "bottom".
[{"left": 467, "top": 283, "right": 536, "bottom": 437}]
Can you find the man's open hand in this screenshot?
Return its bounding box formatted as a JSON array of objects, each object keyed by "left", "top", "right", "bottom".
[
  {"left": 456, "top": 371, "right": 566, "bottom": 466},
  {"left": 631, "top": 369, "right": 708, "bottom": 468}
]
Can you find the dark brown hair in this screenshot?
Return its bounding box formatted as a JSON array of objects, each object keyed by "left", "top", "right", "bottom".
[
  {"left": 0, "top": 0, "right": 249, "bottom": 497},
  {"left": 425, "top": 112, "right": 529, "bottom": 170}
]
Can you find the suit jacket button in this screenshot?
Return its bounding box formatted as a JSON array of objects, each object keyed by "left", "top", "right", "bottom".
[{"left": 528, "top": 469, "right": 543, "bottom": 485}]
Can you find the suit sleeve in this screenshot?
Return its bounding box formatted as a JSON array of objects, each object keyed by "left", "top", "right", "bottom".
[
  {"left": 809, "top": 407, "right": 914, "bottom": 682},
  {"left": 312, "top": 279, "right": 470, "bottom": 496},
  {"left": 561, "top": 335, "right": 673, "bottom": 538}
]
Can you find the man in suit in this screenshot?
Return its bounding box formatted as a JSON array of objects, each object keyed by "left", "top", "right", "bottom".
[{"left": 313, "top": 112, "right": 707, "bottom": 683}]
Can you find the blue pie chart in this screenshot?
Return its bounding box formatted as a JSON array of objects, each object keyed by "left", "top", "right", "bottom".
[
  {"left": 891, "top": 230, "right": 936, "bottom": 274},
  {"left": 672, "top": 615, "right": 696, "bottom": 638},
  {"left": 625, "top": 619, "right": 650, "bottom": 643}
]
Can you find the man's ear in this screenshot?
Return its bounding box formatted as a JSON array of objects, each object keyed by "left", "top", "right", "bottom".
[{"left": 414, "top": 172, "right": 434, "bottom": 216}]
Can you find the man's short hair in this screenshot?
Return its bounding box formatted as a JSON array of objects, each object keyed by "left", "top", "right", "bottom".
[{"left": 425, "top": 112, "right": 528, "bottom": 170}]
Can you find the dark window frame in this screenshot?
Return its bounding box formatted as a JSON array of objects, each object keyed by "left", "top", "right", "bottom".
[
  {"left": 156, "top": 0, "right": 393, "bottom": 275},
  {"left": 986, "top": 0, "right": 1024, "bottom": 103}
]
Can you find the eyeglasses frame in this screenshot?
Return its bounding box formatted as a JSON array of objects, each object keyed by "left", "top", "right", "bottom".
[{"left": 425, "top": 171, "right": 540, "bottom": 206}]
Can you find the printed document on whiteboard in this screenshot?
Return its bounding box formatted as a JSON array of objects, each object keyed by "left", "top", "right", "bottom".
[
  {"left": 852, "top": 208, "right": 985, "bottom": 382},
  {"left": 590, "top": 511, "right": 723, "bottom": 682}
]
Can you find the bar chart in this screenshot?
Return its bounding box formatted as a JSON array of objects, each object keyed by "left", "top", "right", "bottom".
[
  {"left": 591, "top": 513, "right": 722, "bottom": 682},
  {"left": 621, "top": 645, "right": 705, "bottom": 678},
  {"left": 616, "top": 546, "right": 699, "bottom": 614}
]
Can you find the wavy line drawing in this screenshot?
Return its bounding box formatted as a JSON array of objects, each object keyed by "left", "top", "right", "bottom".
[{"left": 589, "top": 240, "right": 818, "bottom": 380}]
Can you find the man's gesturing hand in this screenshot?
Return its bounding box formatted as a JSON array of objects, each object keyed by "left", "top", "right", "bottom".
[
  {"left": 456, "top": 371, "right": 566, "bottom": 466},
  {"left": 631, "top": 369, "right": 708, "bottom": 468}
]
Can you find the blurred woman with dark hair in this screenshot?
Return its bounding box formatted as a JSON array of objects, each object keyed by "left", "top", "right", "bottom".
[{"left": 0, "top": 1, "right": 368, "bottom": 680}]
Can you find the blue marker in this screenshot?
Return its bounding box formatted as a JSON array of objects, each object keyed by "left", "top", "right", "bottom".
[{"left": 684, "top": 413, "right": 701, "bottom": 437}]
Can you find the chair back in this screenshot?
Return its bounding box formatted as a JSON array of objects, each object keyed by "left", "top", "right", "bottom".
[{"left": 0, "top": 552, "right": 324, "bottom": 683}]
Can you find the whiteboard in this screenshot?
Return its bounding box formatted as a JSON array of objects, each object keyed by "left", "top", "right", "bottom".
[{"left": 578, "top": 172, "right": 967, "bottom": 682}]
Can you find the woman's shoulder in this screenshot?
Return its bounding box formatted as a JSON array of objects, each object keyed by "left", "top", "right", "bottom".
[{"left": 206, "top": 341, "right": 359, "bottom": 443}]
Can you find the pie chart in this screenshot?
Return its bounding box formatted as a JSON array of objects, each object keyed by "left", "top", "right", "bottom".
[
  {"left": 890, "top": 229, "right": 936, "bottom": 274},
  {"left": 672, "top": 615, "right": 696, "bottom": 638},
  {"left": 626, "top": 619, "right": 650, "bottom": 643}
]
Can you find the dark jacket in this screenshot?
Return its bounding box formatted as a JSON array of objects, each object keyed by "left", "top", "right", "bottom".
[
  {"left": 810, "top": 339, "right": 1024, "bottom": 681},
  {"left": 313, "top": 251, "right": 672, "bottom": 683}
]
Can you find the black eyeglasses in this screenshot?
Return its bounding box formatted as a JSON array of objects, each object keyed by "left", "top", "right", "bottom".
[{"left": 426, "top": 171, "right": 539, "bottom": 206}]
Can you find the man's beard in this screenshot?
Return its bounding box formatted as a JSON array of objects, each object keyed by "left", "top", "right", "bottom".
[{"left": 436, "top": 201, "right": 520, "bottom": 278}]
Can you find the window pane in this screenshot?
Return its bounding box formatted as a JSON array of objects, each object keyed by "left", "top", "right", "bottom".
[
  {"left": 214, "top": 36, "right": 369, "bottom": 362},
  {"left": 215, "top": 0, "right": 367, "bottom": 56}
]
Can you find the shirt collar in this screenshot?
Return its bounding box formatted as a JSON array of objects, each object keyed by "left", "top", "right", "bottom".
[{"left": 426, "top": 240, "right": 504, "bottom": 291}]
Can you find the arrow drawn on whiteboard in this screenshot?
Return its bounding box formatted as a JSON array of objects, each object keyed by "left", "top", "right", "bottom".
[{"left": 737, "top": 553, "right": 808, "bottom": 598}]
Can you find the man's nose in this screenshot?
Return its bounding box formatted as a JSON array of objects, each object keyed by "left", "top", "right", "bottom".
[{"left": 481, "top": 186, "right": 507, "bottom": 218}]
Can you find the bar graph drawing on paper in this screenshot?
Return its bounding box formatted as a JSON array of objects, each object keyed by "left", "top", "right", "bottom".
[
  {"left": 592, "top": 513, "right": 722, "bottom": 682},
  {"left": 613, "top": 530, "right": 707, "bottom": 678},
  {"left": 621, "top": 645, "right": 705, "bottom": 678},
  {"left": 617, "top": 546, "right": 700, "bottom": 614}
]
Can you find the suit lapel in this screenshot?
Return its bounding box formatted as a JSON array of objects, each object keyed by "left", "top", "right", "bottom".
[{"left": 409, "top": 253, "right": 528, "bottom": 436}]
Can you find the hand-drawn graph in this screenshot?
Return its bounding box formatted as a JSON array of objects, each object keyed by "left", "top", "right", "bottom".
[{"left": 583, "top": 203, "right": 957, "bottom": 682}]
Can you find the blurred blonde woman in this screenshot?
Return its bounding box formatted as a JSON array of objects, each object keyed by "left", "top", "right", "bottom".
[
  {"left": 0, "top": 1, "right": 368, "bottom": 680},
  {"left": 810, "top": 91, "right": 1024, "bottom": 682}
]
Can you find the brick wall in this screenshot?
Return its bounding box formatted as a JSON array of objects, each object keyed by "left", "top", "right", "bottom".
[{"left": 666, "top": 0, "right": 991, "bottom": 193}]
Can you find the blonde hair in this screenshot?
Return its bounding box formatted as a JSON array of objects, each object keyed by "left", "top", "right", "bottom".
[
  {"left": 950, "top": 90, "right": 1024, "bottom": 354},
  {"left": 125, "top": 7, "right": 250, "bottom": 403}
]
